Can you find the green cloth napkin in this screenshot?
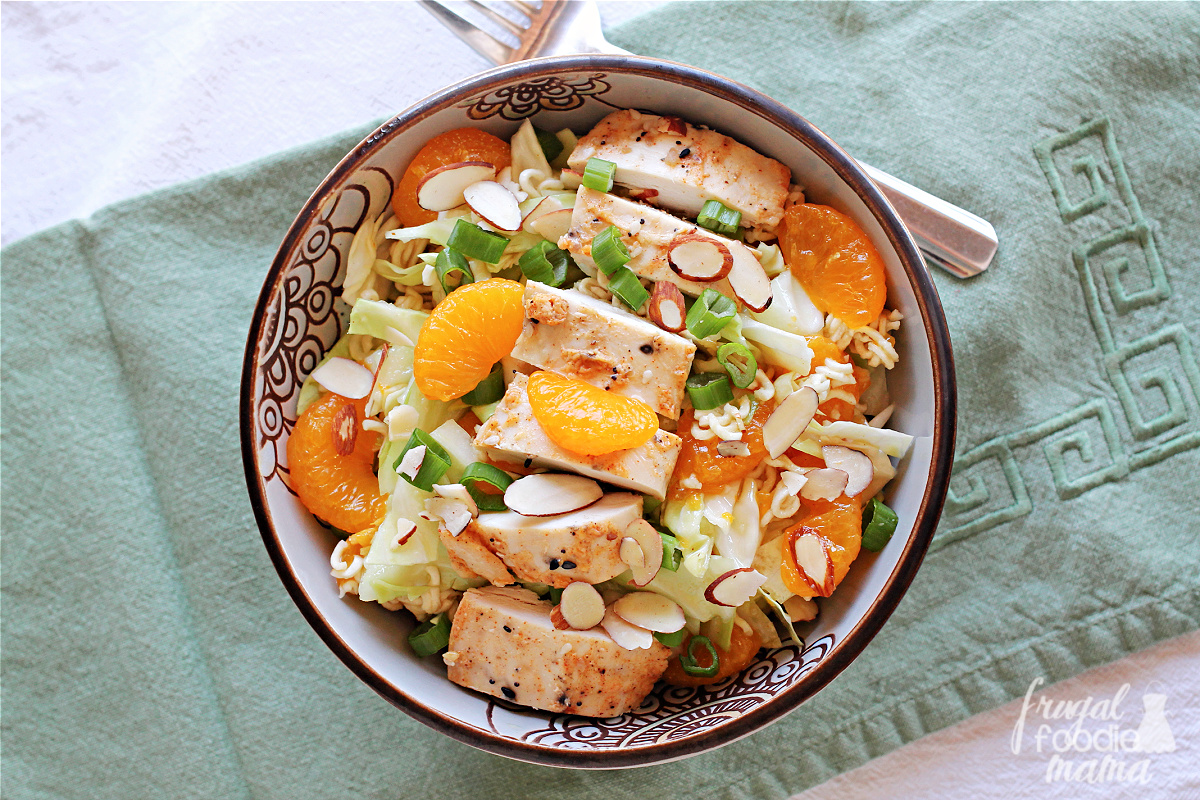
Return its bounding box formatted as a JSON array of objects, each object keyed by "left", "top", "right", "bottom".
[{"left": 3, "top": 3, "right": 1198, "bottom": 798}]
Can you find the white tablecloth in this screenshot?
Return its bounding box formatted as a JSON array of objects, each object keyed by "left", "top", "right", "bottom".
[{"left": 3, "top": 3, "right": 1196, "bottom": 797}]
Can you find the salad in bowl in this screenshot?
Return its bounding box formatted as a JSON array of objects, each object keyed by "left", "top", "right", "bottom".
[{"left": 289, "top": 107, "right": 914, "bottom": 718}]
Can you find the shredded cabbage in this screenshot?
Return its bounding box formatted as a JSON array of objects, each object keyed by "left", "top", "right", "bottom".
[{"left": 347, "top": 299, "right": 427, "bottom": 346}]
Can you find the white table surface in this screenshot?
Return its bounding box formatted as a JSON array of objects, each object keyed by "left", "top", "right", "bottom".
[{"left": 3, "top": 3, "right": 1196, "bottom": 797}]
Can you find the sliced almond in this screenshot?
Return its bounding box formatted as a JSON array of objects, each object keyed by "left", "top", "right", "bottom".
[
  {"left": 416, "top": 161, "right": 496, "bottom": 211},
  {"left": 704, "top": 568, "right": 768, "bottom": 607},
  {"left": 330, "top": 402, "right": 358, "bottom": 456},
  {"left": 792, "top": 529, "right": 835, "bottom": 596},
  {"left": 821, "top": 445, "right": 874, "bottom": 497},
  {"left": 763, "top": 386, "right": 819, "bottom": 458},
  {"left": 393, "top": 519, "right": 418, "bottom": 548},
  {"left": 311, "top": 356, "right": 375, "bottom": 400},
  {"left": 463, "top": 180, "right": 522, "bottom": 231},
  {"left": 503, "top": 473, "right": 603, "bottom": 517},
  {"left": 433, "top": 483, "right": 479, "bottom": 517},
  {"left": 550, "top": 605, "right": 571, "bottom": 630},
  {"left": 799, "top": 468, "right": 848, "bottom": 501},
  {"left": 618, "top": 537, "right": 644, "bottom": 569},
  {"left": 600, "top": 607, "right": 654, "bottom": 650},
  {"left": 397, "top": 444, "right": 426, "bottom": 480},
  {"left": 520, "top": 195, "right": 564, "bottom": 230},
  {"left": 778, "top": 470, "right": 808, "bottom": 496},
  {"left": 613, "top": 592, "right": 685, "bottom": 633},
  {"left": 528, "top": 207, "right": 574, "bottom": 243},
  {"left": 557, "top": 581, "right": 606, "bottom": 630},
  {"left": 624, "top": 518, "right": 662, "bottom": 587},
  {"left": 783, "top": 595, "right": 818, "bottom": 622},
  {"left": 716, "top": 440, "right": 751, "bottom": 458},
  {"left": 660, "top": 116, "right": 688, "bottom": 136},
  {"left": 647, "top": 281, "right": 687, "bottom": 332},
  {"left": 668, "top": 232, "right": 733, "bottom": 282},
  {"left": 727, "top": 247, "right": 773, "bottom": 312},
  {"left": 627, "top": 187, "right": 659, "bottom": 202},
  {"left": 425, "top": 496, "right": 473, "bottom": 536},
  {"left": 560, "top": 167, "right": 583, "bottom": 190}
]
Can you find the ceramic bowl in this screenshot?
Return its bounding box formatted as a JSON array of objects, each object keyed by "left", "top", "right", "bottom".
[{"left": 240, "top": 55, "right": 955, "bottom": 768}]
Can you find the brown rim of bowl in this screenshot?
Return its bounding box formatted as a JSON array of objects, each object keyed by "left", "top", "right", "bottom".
[{"left": 240, "top": 54, "right": 956, "bottom": 769}]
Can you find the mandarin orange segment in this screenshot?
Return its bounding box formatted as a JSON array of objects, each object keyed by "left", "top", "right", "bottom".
[
  {"left": 391, "top": 128, "right": 512, "bottom": 228},
  {"left": 780, "top": 498, "right": 863, "bottom": 599},
  {"left": 662, "top": 625, "right": 764, "bottom": 687},
  {"left": 805, "top": 334, "right": 868, "bottom": 422},
  {"left": 413, "top": 278, "right": 525, "bottom": 401},
  {"left": 670, "top": 399, "right": 776, "bottom": 497},
  {"left": 780, "top": 203, "right": 886, "bottom": 329},
  {"left": 526, "top": 371, "right": 658, "bottom": 456},
  {"left": 287, "top": 391, "right": 386, "bottom": 533}
]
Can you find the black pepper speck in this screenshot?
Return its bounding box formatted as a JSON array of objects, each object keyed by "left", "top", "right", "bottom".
[
  {"left": 503, "top": 625, "right": 512, "bottom": 633},
  {"left": 640, "top": 344, "right": 654, "bottom": 355},
  {"left": 502, "top": 687, "right": 516, "bottom": 699},
  {"left": 549, "top": 558, "right": 560, "bottom": 570},
  {"left": 679, "top": 148, "right": 691, "bottom": 158},
  {"left": 561, "top": 561, "right": 577, "bottom": 570},
  {"left": 524, "top": 458, "right": 533, "bottom": 468}
]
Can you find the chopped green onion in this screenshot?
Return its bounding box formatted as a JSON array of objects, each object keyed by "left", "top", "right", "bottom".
[
  {"left": 697, "top": 199, "right": 742, "bottom": 236},
  {"left": 446, "top": 218, "right": 508, "bottom": 264},
  {"left": 607, "top": 267, "right": 649, "bottom": 310},
  {"left": 460, "top": 461, "right": 514, "bottom": 512},
  {"left": 861, "top": 496, "right": 899, "bottom": 552},
  {"left": 659, "top": 531, "right": 682, "bottom": 572},
  {"left": 459, "top": 365, "right": 504, "bottom": 406},
  {"left": 654, "top": 629, "right": 686, "bottom": 647},
  {"left": 435, "top": 248, "right": 474, "bottom": 294},
  {"left": 850, "top": 353, "right": 871, "bottom": 369},
  {"left": 408, "top": 614, "right": 452, "bottom": 657},
  {"left": 685, "top": 288, "right": 737, "bottom": 338},
  {"left": 518, "top": 240, "right": 570, "bottom": 287},
  {"left": 546, "top": 586, "right": 564, "bottom": 605},
  {"left": 395, "top": 429, "right": 452, "bottom": 491},
  {"left": 534, "top": 126, "right": 564, "bottom": 163},
  {"left": 582, "top": 157, "right": 617, "bottom": 192},
  {"left": 679, "top": 635, "right": 720, "bottom": 677},
  {"left": 686, "top": 372, "right": 734, "bottom": 410},
  {"left": 717, "top": 342, "right": 758, "bottom": 389},
  {"left": 591, "top": 225, "right": 630, "bottom": 275}
]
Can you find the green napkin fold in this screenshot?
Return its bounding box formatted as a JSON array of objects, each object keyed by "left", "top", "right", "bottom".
[{"left": 3, "top": 3, "right": 1198, "bottom": 798}]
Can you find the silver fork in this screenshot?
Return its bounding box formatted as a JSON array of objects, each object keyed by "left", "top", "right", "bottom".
[{"left": 421, "top": 0, "right": 997, "bottom": 278}]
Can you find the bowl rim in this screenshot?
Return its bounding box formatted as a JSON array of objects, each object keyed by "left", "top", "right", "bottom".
[{"left": 240, "top": 53, "right": 956, "bottom": 769}]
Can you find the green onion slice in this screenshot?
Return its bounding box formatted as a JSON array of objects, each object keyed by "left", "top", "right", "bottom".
[
  {"left": 861, "top": 496, "right": 899, "bottom": 552},
  {"left": 395, "top": 429, "right": 452, "bottom": 492},
  {"left": 717, "top": 342, "right": 758, "bottom": 389},
  {"left": 534, "top": 127, "right": 564, "bottom": 163},
  {"left": 435, "top": 248, "right": 474, "bottom": 294},
  {"left": 581, "top": 157, "right": 617, "bottom": 192},
  {"left": 607, "top": 267, "right": 649, "bottom": 310},
  {"left": 654, "top": 629, "right": 686, "bottom": 647},
  {"left": 446, "top": 218, "right": 508, "bottom": 264},
  {"left": 408, "top": 614, "right": 452, "bottom": 657},
  {"left": 679, "top": 635, "right": 720, "bottom": 677},
  {"left": 459, "top": 365, "right": 504, "bottom": 406},
  {"left": 686, "top": 372, "right": 734, "bottom": 410},
  {"left": 659, "top": 531, "right": 682, "bottom": 572},
  {"left": 685, "top": 288, "right": 737, "bottom": 338},
  {"left": 590, "top": 225, "right": 630, "bottom": 275},
  {"left": 697, "top": 199, "right": 742, "bottom": 236},
  {"left": 460, "top": 461, "right": 514, "bottom": 512},
  {"left": 517, "top": 240, "right": 570, "bottom": 287}
]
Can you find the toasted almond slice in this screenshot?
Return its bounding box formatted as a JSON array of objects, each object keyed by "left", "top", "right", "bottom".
[
  {"left": 668, "top": 232, "right": 734, "bottom": 282},
  {"left": 792, "top": 529, "right": 835, "bottom": 596},
  {"left": 520, "top": 195, "right": 564, "bottom": 229},
  {"left": 799, "top": 468, "right": 848, "bottom": 501},
  {"left": 550, "top": 605, "right": 571, "bottom": 630},
  {"left": 728, "top": 247, "right": 773, "bottom": 312},
  {"left": 600, "top": 607, "right": 654, "bottom": 650},
  {"left": 624, "top": 518, "right": 662, "bottom": 587},
  {"left": 425, "top": 496, "right": 473, "bottom": 536},
  {"left": 393, "top": 519, "right": 418, "bottom": 548},
  {"left": 397, "top": 444, "right": 426, "bottom": 480},
  {"left": 763, "top": 386, "right": 819, "bottom": 458},
  {"left": 330, "top": 402, "right": 358, "bottom": 456},
  {"left": 528, "top": 207, "right": 574, "bottom": 243},
  {"left": 704, "top": 568, "right": 768, "bottom": 607},
  {"left": 783, "top": 595, "right": 818, "bottom": 622},
  {"left": 311, "top": 356, "right": 375, "bottom": 400},
  {"left": 778, "top": 470, "right": 808, "bottom": 496},
  {"left": 557, "top": 581, "right": 606, "bottom": 630},
  {"left": 464, "top": 180, "right": 522, "bottom": 232},
  {"left": 716, "top": 440, "right": 751, "bottom": 458},
  {"left": 822, "top": 445, "right": 874, "bottom": 497},
  {"left": 432, "top": 483, "right": 479, "bottom": 517},
  {"left": 647, "top": 281, "right": 687, "bottom": 332},
  {"left": 613, "top": 592, "right": 685, "bottom": 633},
  {"left": 618, "top": 537, "right": 645, "bottom": 569},
  {"left": 416, "top": 161, "right": 496, "bottom": 211},
  {"left": 560, "top": 167, "right": 583, "bottom": 190},
  {"left": 503, "top": 473, "right": 603, "bottom": 517}
]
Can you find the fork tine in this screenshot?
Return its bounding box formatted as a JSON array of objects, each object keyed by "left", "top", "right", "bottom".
[
  {"left": 418, "top": 0, "right": 513, "bottom": 65},
  {"left": 465, "top": 0, "right": 527, "bottom": 35},
  {"left": 501, "top": 0, "right": 539, "bottom": 17}
]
